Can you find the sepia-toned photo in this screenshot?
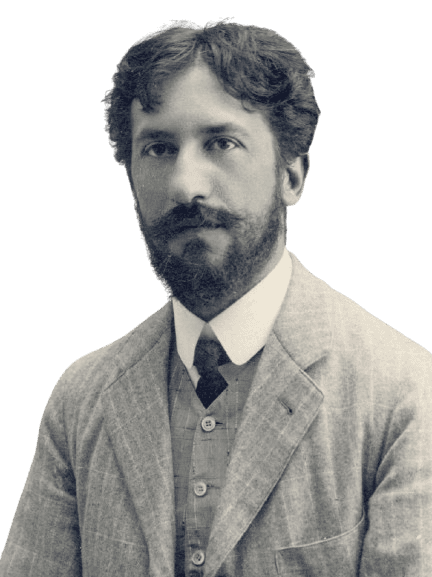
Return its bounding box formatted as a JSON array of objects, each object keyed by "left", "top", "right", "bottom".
[{"left": 1, "top": 3, "right": 431, "bottom": 576}]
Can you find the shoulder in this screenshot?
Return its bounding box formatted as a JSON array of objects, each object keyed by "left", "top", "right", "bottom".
[
  {"left": 291, "top": 254, "right": 431, "bottom": 360},
  {"left": 323, "top": 272, "right": 431, "bottom": 378},
  {"left": 45, "top": 302, "right": 173, "bottom": 424},
  {"left": 283, "top": 255, "right": 432, "bottom": 404}
]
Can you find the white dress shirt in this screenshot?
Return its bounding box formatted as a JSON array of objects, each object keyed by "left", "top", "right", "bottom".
[{"left": 173, "top": 249, "right": 292, "bottom": 387}]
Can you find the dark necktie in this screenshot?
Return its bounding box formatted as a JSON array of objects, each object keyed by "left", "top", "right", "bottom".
[{"left": 194, "top": 339, "right": 230, "bottom": 408}]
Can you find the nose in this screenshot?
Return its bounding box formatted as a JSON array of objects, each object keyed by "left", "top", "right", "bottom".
[{"left": 167, "top": 147, "right": 212, "bottom": 205}]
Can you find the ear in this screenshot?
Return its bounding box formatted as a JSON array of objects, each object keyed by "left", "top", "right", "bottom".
[{"left": 280, "top": 154, "right": 309, "bottom": 207}]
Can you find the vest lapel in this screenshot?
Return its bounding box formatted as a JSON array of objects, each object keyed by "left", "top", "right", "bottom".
[{"left": 101, "top": 308, "right": 176, "bottom": 577}]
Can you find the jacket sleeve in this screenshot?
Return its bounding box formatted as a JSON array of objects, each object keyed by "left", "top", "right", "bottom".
[
  {"left": 0, "top": 382, "right": 81, "bottom": 576},
  {"left": 359, "top": 359, "right": 432, "bottom": 576}
]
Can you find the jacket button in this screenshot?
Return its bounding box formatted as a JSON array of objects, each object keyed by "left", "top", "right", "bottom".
[
  {"left": 201, "top": 416, "right": 216, "bottom": 432},
  {"left": 191, "top": 550, "right": 205, "bottom": 566},
  {"left": 194, "top": 481, "right": 207, "bottom": 497}
]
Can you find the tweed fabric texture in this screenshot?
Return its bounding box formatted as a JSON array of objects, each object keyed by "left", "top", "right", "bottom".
[
  {"left": 1, "top": 255, "right": 432, "bottom": 577},
  {"left": 168, "top": 346, "right": 260, "bottom": 577}
]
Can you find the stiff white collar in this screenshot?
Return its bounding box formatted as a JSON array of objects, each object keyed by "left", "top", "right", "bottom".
[{"left": 173, "top": 249, "right": 292, "bottom": 367}]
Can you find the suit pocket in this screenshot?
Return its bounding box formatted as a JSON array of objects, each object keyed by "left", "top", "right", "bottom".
[{"left": 274, "top": 512, "right": 366, "bottom": 576}]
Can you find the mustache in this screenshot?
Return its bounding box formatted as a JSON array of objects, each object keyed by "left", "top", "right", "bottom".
[{"left": 148, "top": 203, "right": 242, "bottom": 241}]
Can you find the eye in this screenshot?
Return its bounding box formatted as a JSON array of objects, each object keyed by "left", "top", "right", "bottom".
[
  {"left": 143, "top": 142, "right": 177, "bottom": 158},
  {"left": 208, "top": 137, "right": 238, "bottom": 152}
]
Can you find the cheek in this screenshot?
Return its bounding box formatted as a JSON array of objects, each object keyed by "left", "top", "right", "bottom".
[
  {"left": 132, "top": 167, "right": 167, "bottom": 223},
  {"left": 230, "top": 162, "right": 277, "bottom": 214}
]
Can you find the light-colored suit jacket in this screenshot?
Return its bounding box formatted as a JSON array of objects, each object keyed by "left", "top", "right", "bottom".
[{"left": 1, "top": 255, "right": 431, "bottom": 576}]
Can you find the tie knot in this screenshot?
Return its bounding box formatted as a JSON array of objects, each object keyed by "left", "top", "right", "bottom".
[{"left": 193, "top": 339, "right": 229, "bottom": 376}]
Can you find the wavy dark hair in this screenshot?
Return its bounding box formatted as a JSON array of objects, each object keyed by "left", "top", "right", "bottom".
[{"left": 104, "top": 21, "right": 320, "bottom": 173}]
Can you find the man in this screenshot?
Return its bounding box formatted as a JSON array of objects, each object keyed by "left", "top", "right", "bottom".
[{"left": 1, "top": 21, "right": 431, "bottom": 577}]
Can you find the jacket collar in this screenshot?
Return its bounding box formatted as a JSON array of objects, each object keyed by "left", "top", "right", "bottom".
[{"left": 273, "top": 253, "right": 332, "bottom": 370}]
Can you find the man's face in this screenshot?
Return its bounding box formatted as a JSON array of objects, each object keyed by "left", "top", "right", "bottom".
[{"left": 130, "top": 61, "right": 288, "bottom": 311}]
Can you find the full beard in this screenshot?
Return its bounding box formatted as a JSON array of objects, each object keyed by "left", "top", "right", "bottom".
[{"left": 135, "top": 189, "right": 285, "bottom": 312}]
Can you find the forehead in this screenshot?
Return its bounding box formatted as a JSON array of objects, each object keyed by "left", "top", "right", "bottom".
[{"left": 130, "top": 63, "right": 273, "bottom": 142}]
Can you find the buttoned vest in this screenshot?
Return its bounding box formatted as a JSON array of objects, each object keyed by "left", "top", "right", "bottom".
[{"left": 168, "top": 345, "right": 261, "bottom": 577}]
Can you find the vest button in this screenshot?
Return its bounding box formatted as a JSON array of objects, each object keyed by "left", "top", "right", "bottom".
[
  {"left": 191, "top": 549, "right": 205, "bottom": 566},
  {"left": 194, "top": 481, "right": 207, "bottom": 497},
  {"left": 201, "top": 416, "right": 216, "bottom": 432}
]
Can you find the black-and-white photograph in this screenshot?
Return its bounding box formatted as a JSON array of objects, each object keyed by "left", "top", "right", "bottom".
[{"left": 1, "top": 2, "right": 431, "bottom": 575}]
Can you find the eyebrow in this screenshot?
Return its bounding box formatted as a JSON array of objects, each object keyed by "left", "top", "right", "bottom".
[
  {"left": 135, "top": 123, "right": 250, "bottom": 142},
  {"left": 201, "top": 123, "right": 250, "bottom": 138},
  {"left": 135, "top": 129, "right": 176, "bottom": 142}
]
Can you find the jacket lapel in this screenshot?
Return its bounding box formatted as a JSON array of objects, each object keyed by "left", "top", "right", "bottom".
[
  {"left": 97, "top": 255, "right": 333, "bottom": 577},
  {"left": 204, "top": 255, "right": 332, "bottom": 577},
  {"left": 101, "top": 304, "right": 176, "bottom": 577}
]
